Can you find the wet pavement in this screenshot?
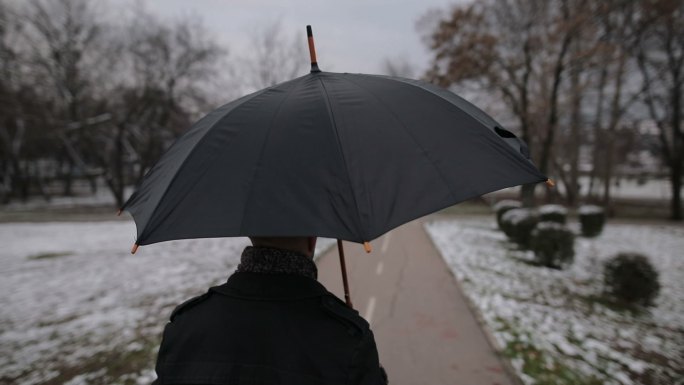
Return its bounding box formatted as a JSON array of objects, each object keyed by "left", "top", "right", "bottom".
[{"left": 317, "top": 217, "right": 516, "bottom": 385}]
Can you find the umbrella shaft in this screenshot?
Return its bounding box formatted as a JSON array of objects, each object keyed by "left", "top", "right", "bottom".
[{"left": 337, "top": 239, "right": 353, "bottom": 309}]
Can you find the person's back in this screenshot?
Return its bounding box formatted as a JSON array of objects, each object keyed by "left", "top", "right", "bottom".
[{"left": 152, "top": 242, "right": 388, "bottom": 385}]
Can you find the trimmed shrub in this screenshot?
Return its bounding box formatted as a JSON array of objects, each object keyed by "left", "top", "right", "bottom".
[
  {"left": 500, "top": 208, "right": 539, "bottom": 248},
  {"left": 538, "top": 204, "right": 568, "bottom": 224},
  {"left": 493, "top": 200, "right": 522, "bottom": 229},
  {"left": 604, "top": 253, "right": 660, "bottom": 306},
  {"left": 579, "top": 205, "right": 605, "bottom": 237},
  {"left": 530, "top": 222, "right": 575, "bottom": 269}
]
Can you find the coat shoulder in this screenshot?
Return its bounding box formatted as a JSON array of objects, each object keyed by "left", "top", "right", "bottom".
[
  {"left": 170, "top": 291, "right": 212, "bottom": 322},
  {"left": 320, "top": 294, "right": 370, "bottom": 336}
]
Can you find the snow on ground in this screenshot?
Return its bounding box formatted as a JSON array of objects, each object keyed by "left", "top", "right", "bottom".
[
  {"left": 487, "top": 177, "right": 675, "bottom": 201},
  {"left": 0, "top": 220, "right": 333, "bottom": 384},
  {"left": 425, "top": 217, "right": 683, "bottom": 385},
  {"left": 538, "top": 204, "right": 568, "bottom": 216},
  {"left": 3, "top": 185, "right": 133, "bottom": 211}
]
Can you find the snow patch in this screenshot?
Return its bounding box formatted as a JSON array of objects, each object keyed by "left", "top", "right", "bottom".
[
  {"left": 493, "top": 199, "right": 522, "bottom": 212},
  {"left": 425, "top": 217, "right": 683, "bottom": 384},
  {"left": 578, "top": 205, "right": 604, "bottom": 215},
  {"left": 501, "top": 208, "right": 536, "bottom": 225},
  {"left": 539, "top": 204, "right": 568, "bottom": 215}
]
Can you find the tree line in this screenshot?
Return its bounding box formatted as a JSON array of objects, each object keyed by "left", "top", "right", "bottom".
[
  {"left": 423, "top": 0, "right": 683, "bottom": 220},
  {"left": 0, "top": 0, "right": 305, "bottom": 208},
  {"left": 2, "top": 0, "right": 681, "bottom": 221}
]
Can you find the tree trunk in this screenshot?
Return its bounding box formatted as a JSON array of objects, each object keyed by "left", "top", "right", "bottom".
[
  {"left": 62, "top": 158, "right": 74, "bottom": 196},
  {"left": 669, "top": 59, "right": 682, "bottom": 220},
  {"left": 601, "top": 47, "right": 627, "bottom": 212},
  {"left": 671, "top": 159, "right": 682, "bottom": 220},
  {"left": 568, "top": 43, "right": 582, "bottom": 207},
  {"left": 114, "top": 124, "right": 125, "bottom": 208},
  {"left": 601, "top": 134, "right": 614, "bottom": 207},
  {"left": 521, "top": 183, "right": 536, "bottom": 207}
]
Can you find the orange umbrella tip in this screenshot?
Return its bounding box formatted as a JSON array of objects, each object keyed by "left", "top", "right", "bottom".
[
  {"left": 546, "top": 178, "right": 556, "bottom": 187},
  {"left": 363, "top": 241, "right": 372, "bottom": 253},
  {"left": 306, "top": 25, "right": 320, "bottom": 73},
  {"left": 131, "top": 243, "right": 139, "bottom": 254}
]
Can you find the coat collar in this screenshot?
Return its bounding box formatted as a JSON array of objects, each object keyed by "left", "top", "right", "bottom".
[{"left": 211, "top": 271, "right": 330, "bottom": 300}]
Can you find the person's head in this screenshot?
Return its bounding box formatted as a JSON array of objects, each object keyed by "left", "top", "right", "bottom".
[{"left": 248, "top": 236, "right": 318, "bottom": 259}]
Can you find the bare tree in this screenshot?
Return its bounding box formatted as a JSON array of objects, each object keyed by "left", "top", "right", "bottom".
[
  {"left": 635, "top": 0, "right": 684, "bottom": 220},
  {"left": 237, "top": 21, "right": 307, "bottom": 91},
  {"left": 584, "top": 1, "right": 640, "bottom": 211},
  {"left": 19, "top": 0, "right": 108, "bottom": 196},
  {"left": 1, "top": 0, "right": 227, "bottom": 208},
  {"left": 0, "top": 0, "right": 56, "bottom": 202},
  {"left": 425, "top": 0, "right": 588, "bottom": 206},
  {"left": 381, "top": 56, "right": 415, "bottom": 78},
  {"left": 92, "top": 11, "right": 226, "bottom": 207},
  {"left": 0, "top": 0, "right": 22, "bottom": 202}
]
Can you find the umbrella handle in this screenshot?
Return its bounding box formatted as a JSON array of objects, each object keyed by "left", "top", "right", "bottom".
[
  {"left": 337, "top": 239, "right": 353, "bottom": 308},
  {"left": 306, "top": 25, "right": 321, "bottom": 73}
]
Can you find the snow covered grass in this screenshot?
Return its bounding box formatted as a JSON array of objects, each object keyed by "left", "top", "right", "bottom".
[
  {"left": 539, "top": 204, "right": 568, "bottom": 216},
  {"left": 579, "top": 205, "right": 605, "bottom": 215},
  {"left": 2, "top": 185, "right": 133, "bottom": 212},
  {"left": 425, "top": 217, "right": 683, "bottom": 385},
  {"left": 0, "top": 220, "right": 333, "bottom": 384},
  {"left": 493, "top": 199, "right": 522, "bottom": 212}
]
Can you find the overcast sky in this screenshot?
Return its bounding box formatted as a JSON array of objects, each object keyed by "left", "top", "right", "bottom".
[{"left": 141, "top": 0, "right": 462, "bottom": 76}]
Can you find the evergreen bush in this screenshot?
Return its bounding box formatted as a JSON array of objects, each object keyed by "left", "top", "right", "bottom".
[
  {"left": 579, "top": 205, "right": 605, "bottom": 237},
  {"left": 538, "top": 204, "right": 568, "bottom": 224},
  {"left": 530, "top": 222, "right": 575, "bottom": 269},
  {"left": 500, "top": 208, "right": 539, "bottom": 248},
  {"left": 604, "top": 253, "right": 660, "bottom": 306},
  {"left": 493, "top": 200, "right": 522, "bottom": 229}
]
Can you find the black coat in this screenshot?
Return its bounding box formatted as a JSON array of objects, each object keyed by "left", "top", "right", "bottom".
[{"left": 152, "top": 271, "right": 388, "bottom": 385}]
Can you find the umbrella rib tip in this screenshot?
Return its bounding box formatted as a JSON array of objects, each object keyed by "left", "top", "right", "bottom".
[
  {"left": 546, "top": 178, "right": 556, "bottom": 187},
  {"left": 131, "top": 243, "right": 139, "bottom": 254},
  {"left": 363, "top": 242, "right": 372, "bottom": 253}
]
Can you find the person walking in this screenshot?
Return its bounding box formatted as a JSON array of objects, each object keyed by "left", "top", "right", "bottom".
[{"left": 151, "top": 236, "right": 388, "bottom": 385}]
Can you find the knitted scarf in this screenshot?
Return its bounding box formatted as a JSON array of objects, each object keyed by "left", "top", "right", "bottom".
[{"left": 235, "top": 246, "right": 318, "bottom": 279}]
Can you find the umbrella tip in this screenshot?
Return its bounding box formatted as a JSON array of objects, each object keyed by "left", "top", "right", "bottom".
[
  {"left": 546, "top": 178, "right": 556, "bottom": 187},
  {"left": 306, "top": 25, "right": 321, "bottom": 73},
  {"left": 131, "top": 243, "right": 139, "bottom": 254},
  {"left": 116, "top": 209, "right": 122, "bottom": 216},
  {"left": 363, "top": 241, "right": 372, "bottom": 253}
]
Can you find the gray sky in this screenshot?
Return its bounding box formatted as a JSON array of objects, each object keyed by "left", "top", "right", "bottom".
[{"left": 142, "top": 0, "right": 461, "bottom": 76}]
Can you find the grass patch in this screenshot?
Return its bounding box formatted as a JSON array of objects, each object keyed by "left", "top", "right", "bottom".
[
  {"left": 27, "top": 251, "right": 72, "bottom": 260},
  {"left": 36, "top": 314, "right": 80, "bottom": 327},
  {"left": 36, "top": 336, "right": 158, "bottom": 385},
  {"left": 578, "top": 294, "right": 649, "bottom": 316},
  {"left": 500, "top": 327, "right": 603, "bottom": 385}
]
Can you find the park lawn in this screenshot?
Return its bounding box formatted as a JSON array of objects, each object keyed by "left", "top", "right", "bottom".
[
  {"left": 2, "top": 214, "right": 681, "bottom": 384},
  {"left": 0, "top": 219, "right": 333, "bottom": 385},
  {"left": 426, "top": 217, "right": 683, "bottom": 385}
]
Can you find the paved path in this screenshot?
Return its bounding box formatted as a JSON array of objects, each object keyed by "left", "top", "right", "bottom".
[{"left": 317, "top": 217, "right": 516, "bottom": 385}]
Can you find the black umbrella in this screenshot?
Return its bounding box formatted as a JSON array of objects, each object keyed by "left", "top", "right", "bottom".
[{"left": 120, "top": 26, "right": 550, "bottom": 307}]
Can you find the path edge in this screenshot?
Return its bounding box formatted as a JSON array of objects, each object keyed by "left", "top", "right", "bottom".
[{"left": 421, "top": 216, "right": 524, "bottom": 385}]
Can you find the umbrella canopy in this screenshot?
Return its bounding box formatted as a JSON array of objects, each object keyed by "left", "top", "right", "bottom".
[
  {"left": 121, "top": 70, "right": 547, "bottom": 247},
  {"left": 121, "top": 26, "right": 548, "bottom": 251}
]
